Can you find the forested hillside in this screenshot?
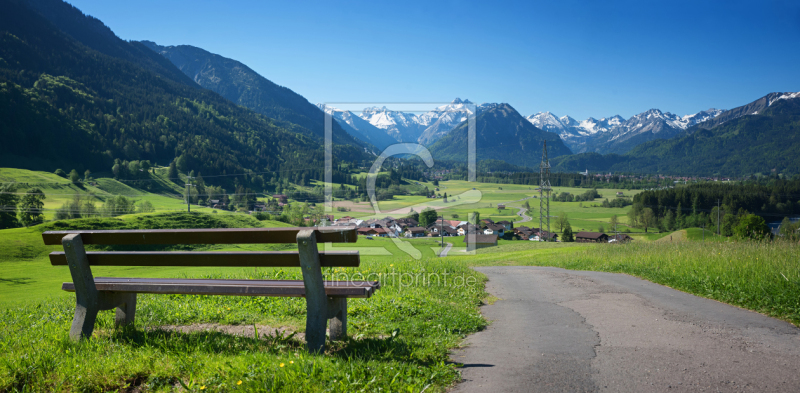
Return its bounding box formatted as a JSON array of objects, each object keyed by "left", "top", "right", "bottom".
[
  {"left": 140, "top": 41, "right": 371, "bottom": 150},
  {"left": 551, "top": 97, "right": 800, "bottom": 176},
  {"left": 0, "top": 0, "right": 368, "bottom": 190}
]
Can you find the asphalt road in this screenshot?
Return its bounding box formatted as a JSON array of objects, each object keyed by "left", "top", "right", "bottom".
[
  {"left": 439, "top": 242, "right": 453, "bottom": 257},
  {"left": 450, "top": 266, "right": 800, "bottom": 392}
]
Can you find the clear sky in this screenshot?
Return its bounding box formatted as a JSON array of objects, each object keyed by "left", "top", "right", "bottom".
[{"left": 66, "top": 0, "right": 800, "bottom": 120}]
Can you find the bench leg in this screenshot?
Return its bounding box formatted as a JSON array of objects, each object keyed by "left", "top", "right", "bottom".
[
  {"left": 328, "top": 297, "right": 347, "bottom": 341},
  {"left": 297, "top": 230, "right": 328, "bottom": 353},
  {"left": 70, "top": 302, "right": 99, "bottom": 341},
  {"left": 63, "top": 234, "right": 100, "bottom": 341},
  {"left": 114, "top": 293, "right": 137, "bottom": 328}
]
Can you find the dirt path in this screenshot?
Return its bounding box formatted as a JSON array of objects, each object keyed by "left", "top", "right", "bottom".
[
  {"left": 654, "top": 230, "right": 687, "bottom": 243},
  {"left": 450, "top": 266, "right": 800, "bottom": 392}
]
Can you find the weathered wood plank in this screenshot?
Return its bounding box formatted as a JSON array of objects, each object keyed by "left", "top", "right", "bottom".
[
  {"left": 49, "top": 250, "right": 360, "bottom": 267},
  {"left": 91, "top": 277, "right": 380, "bottom": 288},
  {"left": 61, "top": 280, "right": 377, "bottom": 298},
  {"left": 42, "top": 227, "right": 357, "bottom": 245}
]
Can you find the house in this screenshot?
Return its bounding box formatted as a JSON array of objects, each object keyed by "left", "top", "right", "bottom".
[
  {"left": 531, "top": 231, "right": 559, "bottom": 242},
  {"left": 480, "top": 218, "right": 495, "bottom": 225},
  {"left": 372, "top": 228, "right": 391, "bottom": 237},
  {"left": 442, "top": 226, "right": 459, "bottom": 236},
  {"left": 575, "top": 232, "right": 609, "bottom": 243},
  {"left": 405, "top": 227, "right": 426, "bottom": 238},
  {"left": 514, "top": 226, "right": 531, "bottom": 234},
  {"left": 457, "top": 224, "right": 481, "bottom": 236},
  {"left": 497, "top": 204, "right": 506, "bottom": 210},
  {"left": 608, "top": 234, "right": 633, "bottom": 243},
  {"left": 463, "top": 234, "right": 499, "bottom": 249},
  {"left": 483, "top": 223, "right": 505, "bottom": 237},
  {"left": 497, "top": 220, "right": 513, "bottom": 230},
  {"left": 357, "top": 228, "right": 377, "bottom": 236},
  {"left": 616, "top": 192, "right": 624, "bottom": 197}
]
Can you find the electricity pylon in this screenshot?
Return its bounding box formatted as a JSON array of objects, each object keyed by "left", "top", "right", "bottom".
[{"left": 539, "top": 141, "right": 552, "bottom": 241}]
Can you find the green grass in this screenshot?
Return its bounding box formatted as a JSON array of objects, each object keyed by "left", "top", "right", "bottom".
[
  {"left": 0, "top": 213, "right": 486, "bottom": 392},
  {"left": 3, "top": 173, "right": 796, "bottom": 391},
  {"left": 0, "top": 168, "right": 226, "bottom": 220},
  {"left": 456, "top": 238, "right": 800, "bottom": 326}
]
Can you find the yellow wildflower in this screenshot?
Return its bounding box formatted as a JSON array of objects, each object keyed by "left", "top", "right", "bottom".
[
  {"left": 290, "top": 361, "right": 294, "bottom": 364},
  {"left": 237, "top": 380, "right": 242, "bottom": 385},
  {"left": 280, "top": 363, "right": 285, "bottom": 367},
  {"left": 200, "top": 386, "right": 206, "bottom": 390}
]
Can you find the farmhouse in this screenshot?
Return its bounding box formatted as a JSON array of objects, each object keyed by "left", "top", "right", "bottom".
[
  {"left": 609, "top": 234, "right": 633, "bottom": 243},
  {"left": 575, "top": 231, "right": 609, "bottom": 243},
  {"left": 463, "top": 234, "right": 499, "bottom": 249},
  {"left": 405, "top": 227, "right": 426, "bottom": 238},
  {"left": 497, "top": 220, "right": 513, "bottom": 230},
  {"left": 484, "top": 223, "right": 505, "bottom": 237}
]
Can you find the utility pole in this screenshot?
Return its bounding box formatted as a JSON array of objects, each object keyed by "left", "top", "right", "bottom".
[
  {"left": 440, "top": 215, "right": 444, "bottom": 248},
  {"left": 539, "top": 141, "right": 552, "bottom": 241},
  {"left": 185, "top": 176, "right": 195, "bottom": 213},
  {"left": 717, "top": 199, "right": 720, "bottom": 235}
]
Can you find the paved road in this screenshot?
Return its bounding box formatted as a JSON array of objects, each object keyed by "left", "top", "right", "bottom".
[
  {"left": 439, "top": 242, "right": 453, "bottom": 257},
  {"left": 501, "top": 196, "right": 534, "bottom": 224},
  {"left": 450, "top": 266, "right": 800, "bottom": 392}
]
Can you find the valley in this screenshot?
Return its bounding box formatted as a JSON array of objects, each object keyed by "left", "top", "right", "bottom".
[{"left": 0, "top": 0, "right": 799, "bottom": 391}]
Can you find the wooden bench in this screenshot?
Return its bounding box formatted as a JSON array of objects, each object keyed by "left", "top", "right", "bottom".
[{"left": 42, "top": 227, "right": 377, "bottom": 352}]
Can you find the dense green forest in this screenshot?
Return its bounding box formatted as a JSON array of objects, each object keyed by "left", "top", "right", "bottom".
[
  {"left": 0, "top": 0, "right": 369, "bottom": 192},
  {"left": 631, "top": 179, "right": 800, "bottom": 235}
]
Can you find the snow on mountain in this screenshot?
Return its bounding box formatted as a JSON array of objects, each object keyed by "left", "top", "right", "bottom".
[
  {"left": 526, "top": 108, "right": 723, "bottom": 154},
  {"left": 318, "top": 104, "right": 397, "bottom": 150},
  {"left": 359, "top": 106, "right": 425, "bottom": 143},
  {"left": 416, "top": 98, "right": 476, "bottom": 145},
  {"left": 355, "top": 98, "right": 477, "bottom": 145},
  {"left": 769, "top": 91, "right": 800, "bottom": 105}
]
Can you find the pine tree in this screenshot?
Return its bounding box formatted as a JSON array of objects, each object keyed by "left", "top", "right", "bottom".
[
  {"left": 167, "top": 161, "right": 179, "bottom": 184},
  {"left": 562, "top": 222, "right": 574, "bottom": 242}
]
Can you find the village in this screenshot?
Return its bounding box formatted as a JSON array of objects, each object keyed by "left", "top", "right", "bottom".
[{"left": 324, "top": 214, "right": 633, "bottom": 248}]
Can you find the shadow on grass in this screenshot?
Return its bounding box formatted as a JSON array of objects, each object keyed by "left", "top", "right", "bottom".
[
  {"left": 0, "top": 277, "right": 34, "bottom": 285},
  {"left": 108, "top": 326, "right": 420, "bottom": 364}
]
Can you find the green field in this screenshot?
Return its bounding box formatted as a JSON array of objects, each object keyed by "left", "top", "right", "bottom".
[
  {"left": 3, "top": 169, "right": 797, "bottom": 392},
  {"left": 0, "top": 168, "right": 224, "bottom": 220}
]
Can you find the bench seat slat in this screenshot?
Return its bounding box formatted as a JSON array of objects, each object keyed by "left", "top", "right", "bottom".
[
  {"left": 61, "top": 278, "right": 379, "bottom": 298},
  {"left": 93, "top": 277, "right": 381, "bottom": 289},
  {"left": 42, "top": 227, "right": 356, "bottom": 246},
  {"left": 49, "top": 251, "right": 360, "bottom": 267}
]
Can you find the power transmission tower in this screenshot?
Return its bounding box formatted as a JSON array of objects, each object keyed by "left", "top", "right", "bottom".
[{"left": 539, "top": 141, "right": 552, "bottom": 241}]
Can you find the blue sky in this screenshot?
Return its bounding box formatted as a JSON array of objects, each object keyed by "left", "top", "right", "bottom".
[{"left": 67, "top": 0, "right": 800, "bottom": 120}]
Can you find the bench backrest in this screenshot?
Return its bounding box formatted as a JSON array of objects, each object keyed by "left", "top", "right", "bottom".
[{"left": 43, "top": 227, "right": 359, "bottom": 268}]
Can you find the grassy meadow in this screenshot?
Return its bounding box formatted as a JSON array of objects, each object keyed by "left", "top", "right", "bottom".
[
  {"left": 2, "top": 169, "right": 798, "bottom": 391},
  {"left": 0, "top": 213, "right": 486, "bottom": 392}
]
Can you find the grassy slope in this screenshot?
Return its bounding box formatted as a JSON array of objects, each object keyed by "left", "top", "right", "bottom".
[{"left": 0, "top": 168, "right": 224, "bottom": 220}]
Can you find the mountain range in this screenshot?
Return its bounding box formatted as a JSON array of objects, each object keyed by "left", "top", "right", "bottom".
[
  {"left": 0, "top": 0, "right": 368, "bottom": 182},
  {"left": 551, "top": 91, "right": 800, "bottom": 176},
  {"left": 427, "top": 103, "right": 571, "bottom": 168},
  {"left": 2, "top": 0, "right": 798, "bottom": 179},
  {"left": 526, "top": 108, "right": 725, "bottom": 154}
]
